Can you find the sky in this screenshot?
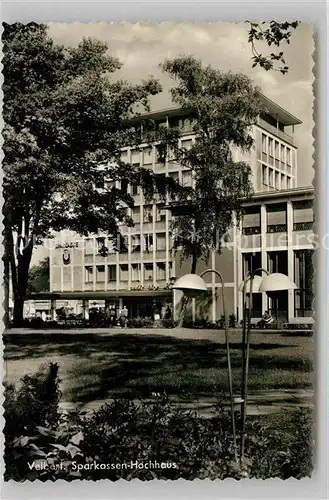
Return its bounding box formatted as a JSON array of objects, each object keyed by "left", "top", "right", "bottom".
[
  {"left": 32, "top": 22, "right": 314, "bottom": 266},
  {"left": 48, "top": 22, "right": 314, "bottom": 187}
]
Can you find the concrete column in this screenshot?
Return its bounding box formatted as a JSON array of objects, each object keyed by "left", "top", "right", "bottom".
[
  {"left": 260, "top": 204, "right": 268, "bottom": 314},
  {"left": 287, "top": 201, "right": 295, "bottom": 320},
  {"left": 50, "top": 299, "right": 57, "bottom": 321}
]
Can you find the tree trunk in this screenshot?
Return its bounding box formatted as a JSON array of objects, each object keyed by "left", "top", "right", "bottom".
[
  {"left": 12, "top": 245, "right": 34, "bottom": 327},
  {"left": 13, "top": 293, "right": 25, "bottom": 326}
]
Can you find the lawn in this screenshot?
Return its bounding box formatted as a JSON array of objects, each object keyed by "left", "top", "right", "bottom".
[{"left": 3, "top": 329, "right": 313, "bottom": 405}]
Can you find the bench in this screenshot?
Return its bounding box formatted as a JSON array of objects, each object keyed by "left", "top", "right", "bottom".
[
  {"left": 250, "top": 318, "right": 263, "bottom": 328},
  {"left": 283, "top": 317, "right": 314, "bottom": 329}
]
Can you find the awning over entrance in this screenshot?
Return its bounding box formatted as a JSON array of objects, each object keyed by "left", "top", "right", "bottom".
[{"left": 26, "top": 290, "right": 173, "bottom": 301}]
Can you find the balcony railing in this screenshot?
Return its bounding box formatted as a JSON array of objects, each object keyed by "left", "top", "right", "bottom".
[
  {"left": 242, "top": 227, "right": 261, "bottom": 236},
  {"left": 257, "top": 118, "right": 295, "bottom": 146},
  {"left": 293, "top": 221, "right": 314, "bottom": 231},
  {"left": 267, "top": 224, "right": 287, "bottom": 233}
]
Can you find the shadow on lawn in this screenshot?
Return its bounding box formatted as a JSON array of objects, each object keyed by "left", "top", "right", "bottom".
[{"left": 4, "top": 333, "right": 312, "bottom": 403}]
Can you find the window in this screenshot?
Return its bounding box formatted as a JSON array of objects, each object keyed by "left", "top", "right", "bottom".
[
  {"left": 275, "top": 171, "right": 280, "bottom": 190},
  {"left": 287, "top": 176, "right": 291, "bottom": 189},
  {"left": 131, "top": 234, "right": 141, "bottom": 252},
  {"left": 242, "top": 207, "right": 261, "bottom": 235},
  {"left": 84, "top": 266, "right": 93, "bottom": 283},
  {"left": 156, "top": 205, "right": 166, "bottom": 222},
  {"left": 262, "top": 164, "right": 268, "bottom": 186},
  {"left": 156, "top": 233, "right": 166, "bottom": 250},
  {"left": 156, "top": 263, "right": 166, "bottom": 280},
  {"left": 143, "top": 147, "right": 153, "bottom": 165},
  {"left": 96, "top": 265, "right": 105, "bottom": 282},
  {"left": 274, "top": 141, "right": 279, "bottom": 159},
  {"left": 182, "top": 171, "right": 193, "bottom": 187},
  {"left": 293, "top": 200, "right": 313, "bottom": 230},
  {"left": 281, "top": 174, "right": 286, "bottom": 190},
  {"left": 143, "top": 234, "right": 154, "bottom": 252},
  {"left": 96, "top": 237, "right": 106, "bottom": 255},
  {"left": 294, "top": 250, "right": 314, "bottom": 316},
  {"left": 268, "top": 251, "right": 288, "bottom": 275},
  {"left": 132, "top": 206, "right": 140, "bottom": 223},
  {"left": 131, "top": 263, "right": 141, "bottom": 282},
  {"left": 267, "top": 204, "right": 287, "bottom": 233},
  {"left": 155, "top": 145, "right": 165, "bottom": 163},
  {"left": 242, "top": 252, "right": 262, "bottom": 276},
  {"left": 120, "top": 179, "right": 128, "bottom": 194},
  {"left": 85, "top": 238, "right": 94, "bottom": 255},
  {"left": 131, "top": 149, "right": 140, "bottom": 165},
  {"left": 261, "top": 133, "right": 267, "bottom": 153},
  {"left": 280, "top": 144, "right": 285, "bottom": 163},
  {"left": 119, "top": 264, "right": 129, "bottom": 281},
  {"left": 144, "top": 263, "right": 153, "bottom": 281},
  {"left": 108, "top": 265, "right": 117, "bottom": 282},
  {"left": 132, "top": 184, "right": 140, "bottom": 196},
  {"left": 143, "top": 205, "right": 153, "bottom": 223},
  {"left": 268, "top": 138, "right": 274, "bottom": 156},
  {"left": 286, "top": 147, "right": 291, "bottom": 166},
  {"left": 269, "top": 168, "right": 274, "bottom": 187},
  {"left": 121, "top": 151, "right": 128, "bottom": 163}
]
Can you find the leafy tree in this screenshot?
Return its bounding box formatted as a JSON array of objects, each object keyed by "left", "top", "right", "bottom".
[
  {"left": 246, "top": 21, "right": 300, "bottom": 74},
  {"left": 26, "top": 257, "right": 50, "bottom": 294},
  {"left": 158, "top": 56, "right": 262, "bottom": 324},
  {"left": 3, "top": 23, "right": 180, "bottom": 325},
  {"left": 160, "top": 56, "right": 261, "bottom": 275}
]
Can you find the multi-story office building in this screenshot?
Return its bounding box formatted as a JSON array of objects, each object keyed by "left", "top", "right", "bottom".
[{"left": 44, "top": 93, "right": 313, "bottom": 323}]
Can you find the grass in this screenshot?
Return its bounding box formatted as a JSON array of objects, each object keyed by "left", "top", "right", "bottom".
[{"left": 3, "top": 329, "right": 313, "bottom": 404}]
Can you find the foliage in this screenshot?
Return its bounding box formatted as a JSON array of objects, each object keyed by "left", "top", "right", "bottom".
[
  {"left": 4, "top": 367, "right": 313, "bottom": 481},
  {"left": 229, "top": 314, "right": 237, "bottom": 328},
  {"left": 160, "top": 56, "right": 261, "bottom": 273},
  {"left": 4, "top": 362, "right": 61, "bottom": 440},
  {"left": 26, "top": 257, "right": 49, "bottom": 294},
  {"left": 245, "top": 408, "right": 313, "bottom": 479},
  {"left": 2, "top": 23, "right": 182, "bottom": 324},
  {"left": 126, "top": 316, "right": 154, "bottom": 328},
  {"left": 246, "top": 21, "right": 300, "bottom": 74}
]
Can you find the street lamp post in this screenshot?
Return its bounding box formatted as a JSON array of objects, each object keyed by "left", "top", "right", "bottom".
[
  {"left": 173, "top": 269, "right": 238, "bottom": 462},
  {"left": 238, "top": 269, "right": 297, "bottom": 463}
]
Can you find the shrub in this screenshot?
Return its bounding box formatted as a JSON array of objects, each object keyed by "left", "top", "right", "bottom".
[
  {"left": 229, "top": 314, "right": 237, "bottom": 328},
  {"left": 162, "top": 319, "right": 176, "bottom": 328},
  {"left": 4, "top": 365, "right": 313, "bottom": 481}
]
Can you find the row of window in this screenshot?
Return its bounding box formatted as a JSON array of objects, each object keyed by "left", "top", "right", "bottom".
[
  {"left": 103, "top": 169, "right": 193, "bottom": 196},
  {"left": 84, "top": 262, "right": 172, "bottom": 283},
  {"left": 121, "top": 139, "right": 193, "bottom": 166},
  {"left": 242, "top": 201, "right": 313, "bottom": 234},
  {"left": 242, "top": 250, "right": 313, "bottom": 314},
  {"left": 261, "top": 133, "right": 294, "bottom": 166},
  {"left": 262, "top": 164, "right": 292, "bottom": 190},
  {"left": 84, "top": 232, "right": 170, "bottom": 255}
]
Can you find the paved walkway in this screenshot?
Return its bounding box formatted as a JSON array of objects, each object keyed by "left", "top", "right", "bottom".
[
  {"left": 6, "top": 325, "right": 310, "bottom": 341},
  {"left": 59, "top": 388, "right": 313, "bottom": 418}
]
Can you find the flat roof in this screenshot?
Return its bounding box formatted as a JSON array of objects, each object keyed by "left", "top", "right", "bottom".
[{"left": 127, "top": 92, "right": 302, "bottom": 127}]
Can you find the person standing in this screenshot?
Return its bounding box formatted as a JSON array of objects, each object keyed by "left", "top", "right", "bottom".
[{"left": 119, "top": 305, "right": 128, "bottom": 328}]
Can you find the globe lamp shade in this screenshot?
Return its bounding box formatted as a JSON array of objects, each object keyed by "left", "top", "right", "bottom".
[
  {"left": 172, "top": 274, "right": 208, "bottom": 298},
  {"left": 259, "top": 273, "right": 297, "bottom": 295},
  {"left": 238, "top": 275, "right": 263, "bottom": 293}
]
